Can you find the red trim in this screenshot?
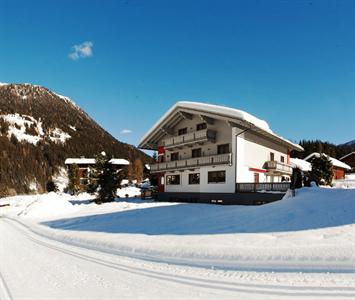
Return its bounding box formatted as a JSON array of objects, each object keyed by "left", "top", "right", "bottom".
[{"left": 249, "top": 167, "right": 267, "bottom": 173}]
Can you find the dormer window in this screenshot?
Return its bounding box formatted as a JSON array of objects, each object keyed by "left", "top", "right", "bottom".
[
  {"left": 196, "top": 123, "right": 207, "bottom": 131},
  {"left": 178, "top": 128, "right": 187, "bottom": 135}
]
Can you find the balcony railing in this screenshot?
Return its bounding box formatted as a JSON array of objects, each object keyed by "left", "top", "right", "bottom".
[
  {"left": 150, "top": 153, "right": 232, "bottom": 173},
  {"left": 264, "top": 160, "right": 293, "bottom": 175},
  {"left": 162, "top": 129, "right": 216, "bottom": 149},
  {"left": 236, "top": 182, "right": 290, "bottom": 192}
]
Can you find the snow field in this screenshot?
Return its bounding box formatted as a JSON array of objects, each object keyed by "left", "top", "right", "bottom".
[{"left": 1, "top": 187, "right": 355, "bottom": 273}]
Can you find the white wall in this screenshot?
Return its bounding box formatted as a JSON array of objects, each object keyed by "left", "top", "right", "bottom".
[
  {"left": 236, "top": 130, "right": 290, "bottom": 183},
  {"left": 164, "top": 116, "right": 232, "bottom": 161},
  {"left": 165, "top": 164, "right": 235, "bottom": 193}
]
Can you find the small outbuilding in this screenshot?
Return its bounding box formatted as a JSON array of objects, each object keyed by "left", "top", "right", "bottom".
[
  {"left": 340, "top": 152, "right": 355, "bottom": 173},
  {"left": 65, "top": 157, "right": 129, "bottom": 188},
  {"left": 304, "top": 153, "right": 351, "bottom": 180}
]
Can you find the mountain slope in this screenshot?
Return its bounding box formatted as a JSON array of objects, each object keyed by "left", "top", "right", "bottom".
[
  {"left": 339, "top": 140, "right": 355, "bottom": 148},
  {"left": 0, "top": 83, "right": 152, "bottom": 195}
]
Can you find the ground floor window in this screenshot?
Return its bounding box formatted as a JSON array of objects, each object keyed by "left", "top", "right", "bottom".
[
  {"left": 188, "top": 173, "right": 200, "bottom": 184},
  {"left": 208, "top": 171, "right": 226, "bottom": 183},
  {"left": 166, "top": 175, "right": 180, "bottom": 185}
]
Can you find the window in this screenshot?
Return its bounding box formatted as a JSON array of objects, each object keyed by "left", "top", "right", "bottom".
[
  {"left": 191, "top": 148, "right": 202, "bottom": 158},
  {"left": 196, "top": 123, "right": 207, "bottom": 131},
  {"left": 188, "top": 173, "right": 200, "bottom": 184},
  {"left": 208, "top": 171, "right": 226, "bottom": 183},
  {"left": 166, "top": 175, "right": 180, "bottom": 185},
  {"left": 217, "top": 144, "right": 229, "bottom": 154},
  {"left": 170, "top": 152, "right": 179, "bottom": 161},
  {"left": 280, "top": 156, "right": 285, "bottom": 163},
  {"left": 270, "top": 152, "right": 275, "bottom": 161},
  {"left": 178, "top": 128, "right": 187, "bottom": 135}
]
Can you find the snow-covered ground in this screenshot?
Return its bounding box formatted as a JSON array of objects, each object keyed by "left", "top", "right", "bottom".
[
  {"left": 333, "top": 174, "right": 355, "bottom": 189},
  {"left": 1, "top": 187, "right": 355, "bottom": 299}
]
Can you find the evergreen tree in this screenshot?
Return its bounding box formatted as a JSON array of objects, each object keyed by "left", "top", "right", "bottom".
[
  {"left": 309, "top": 155, "right": 333, "bottom": 185},
  {"left": 67, "top": 163, "right": 80, "bottom": 194},
  {"left": 94, "top": 152, "right": 119, "bottom": 204},
  {"left": 291, "top": 168, "right": 303, "bottom": 189},
  {"left": 46, "top": 180, "right": 58, "bottom": 192},
  {"left": 127, "top": 161, "right": 135, "bottom": 183},
  {"left": 85, "top": 166, "right": 98, "bottom": 194},
  {"left": 134, "top": 158, "right": 144, "bottom": 183}
]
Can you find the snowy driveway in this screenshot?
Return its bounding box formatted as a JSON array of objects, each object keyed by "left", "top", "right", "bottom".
[{"left": 1, "top": 217, "right": 355, "bottom": 300}]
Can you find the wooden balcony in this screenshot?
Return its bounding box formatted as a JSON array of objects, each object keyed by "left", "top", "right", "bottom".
[
  {"left": 264, "top": 160, "right": 293, "bottom": 175},
  {"left": 150, "top": 153, "right": 232, "bottom": 173},
  {"left": 236, "top": 182, "right": 290, "bottom": 192},
  {"left": 162, "top": 129, "right": 216, "bottom": 150}
]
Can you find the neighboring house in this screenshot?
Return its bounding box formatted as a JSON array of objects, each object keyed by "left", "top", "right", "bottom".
[
  {"left": 290, "top": 158, "right": 312, "bottom": 173},
  {"left": 304, "top": 153, "right": 351, "bottom": 180},
  {"left": 65, "top": 157, "right": 129, "bottom": 189},
  {"left": 139, "top": 101, "right": 303, "bottom": 204},
  {"left": 340, "top": 152, "right": 355, "bottom": 173}
]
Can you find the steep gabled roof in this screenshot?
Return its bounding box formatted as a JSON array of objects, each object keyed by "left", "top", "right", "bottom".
[
  {"left": 340, "top": 152, "right": 355, "bottom": 161},
  {"left": 139, "top": 101, "right": 303, "bottom": 151},
  {"left": 290, "top": 158, "right": 312, "bottom": 172},
  {"left": 304, "top": 153, "right": 351, "bottom": 170}
]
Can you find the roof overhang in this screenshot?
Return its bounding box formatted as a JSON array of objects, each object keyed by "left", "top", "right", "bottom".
[{"left": 139, "top": 101, "right": 303, "bottom": 152}]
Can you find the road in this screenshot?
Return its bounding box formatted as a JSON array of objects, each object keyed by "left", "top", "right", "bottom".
[{"left": 1, "top": 217, "right": 355, "bottom": 300}]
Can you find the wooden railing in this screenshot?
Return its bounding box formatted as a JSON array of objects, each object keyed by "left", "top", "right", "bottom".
[
  {"left": 162, "top": 129, "right": 216, "bottom": 149},
  {"left": 150, "top": 153, "right": 232, "bottom": 173},
  {"left": 236, "top": 182, "right": 291, "bottom": 192}
]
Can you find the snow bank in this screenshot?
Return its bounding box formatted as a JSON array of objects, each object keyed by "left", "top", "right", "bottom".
[
  {"left": 116, "top": 186, "right": 141, "bottom": 198},
  {"left": 2, "top": 187, "right": 355, "bottom": 272}
]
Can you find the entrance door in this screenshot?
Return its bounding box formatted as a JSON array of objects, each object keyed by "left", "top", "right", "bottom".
[{"left": 254, "top": 173, "right": 259, "bottom": 183}]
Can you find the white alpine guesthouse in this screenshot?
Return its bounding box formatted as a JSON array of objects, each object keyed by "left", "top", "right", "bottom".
[{"left": 139, "top": 101, "right": 303, "bottom": 204}]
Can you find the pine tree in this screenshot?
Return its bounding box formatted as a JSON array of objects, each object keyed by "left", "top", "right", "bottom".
[
  {"left": 309, "top": 155, "right": 333, "bottom": 185},
  {"left": 127, "top": 161, "right": 135, "bottom": 183},
  {"left": 134, "top": 158, "right": 144, "bottom": 183},
  {"left": 85, "top": 166, "right": 98, "bottom": 194},
  {"left": 67, "top": 163, "right": 80, "bottom": 194},
  {"left": 46, "top": 180, "right": 58, "bottom": 192},
  {"left": 94, "top": 152, "right": 119, "bottom": 204},
  {"left": 291, "top": 167, "right": 303, "bottom": 189}
]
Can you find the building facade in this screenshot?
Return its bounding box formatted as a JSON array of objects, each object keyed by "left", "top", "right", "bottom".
[
  {"left": 304, "top": 153, "right": 351, "bottom": 180},
  {"left": 340, "top": 152, "right": 355, "bottom": 173},
  {"left": 139, "top": 102, "right": 303, "bottom": 204},
  {"left": 65, "top": 157, "right": 129, "bottom": 189}
]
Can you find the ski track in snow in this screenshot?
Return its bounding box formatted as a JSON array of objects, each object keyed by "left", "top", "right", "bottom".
[{"left": 1, "top": 217, "right": 355, "bottom": 299}]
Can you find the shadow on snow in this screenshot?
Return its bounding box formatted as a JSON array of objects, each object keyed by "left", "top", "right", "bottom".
[{"left": 42, "top": 189, "right": 355, "bottom": 235}]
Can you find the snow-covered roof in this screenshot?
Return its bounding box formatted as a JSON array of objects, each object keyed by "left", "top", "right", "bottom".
[
  {"left": 290, "top": 158, "right": 312, "bottom": 172},
  {"left": 65, "top": 158, "right": 129, "bottom": 165},
  {"left": 340, "top": 152, "right": 355, "bottom": 161},
  {"left": 304, "top": 153, "right": 351, "bottom": 170},
  {"left": 139, "top": 101, "right": 303, "bottom": 151}
]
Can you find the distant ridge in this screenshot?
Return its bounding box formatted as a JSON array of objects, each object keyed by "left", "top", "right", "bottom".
[{"left": 0, "top": 83, "right": 152, "bottom": 195}]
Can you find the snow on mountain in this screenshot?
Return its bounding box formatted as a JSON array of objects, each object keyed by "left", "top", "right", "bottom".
[
  {"left": 0, "top": 113, "right": 44, "bottom": 145},
  {"left": 48, "top": 127, "right": 71, "bottom": 144},
  {"left": 0, "top": 83, "right": 152, "bottom": 194},
  {"left": 0, "top": 113, "right": 71, "bottom": 145}
]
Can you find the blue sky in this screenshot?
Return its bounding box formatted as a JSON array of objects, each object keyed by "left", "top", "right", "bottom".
[{"left": 0, "top": 0, "right": 354, "bottom": 147}]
